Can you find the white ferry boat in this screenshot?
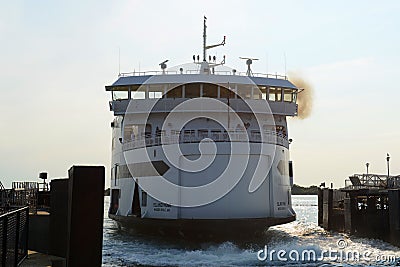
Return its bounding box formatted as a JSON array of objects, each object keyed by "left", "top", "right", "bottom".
[{"left": 106, "top": 18, "right": 298, "bottom": 238}]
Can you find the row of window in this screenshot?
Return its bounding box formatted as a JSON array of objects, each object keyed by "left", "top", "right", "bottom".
[{"left": 112, "top": 83, "right": 297, "bottom": 103}]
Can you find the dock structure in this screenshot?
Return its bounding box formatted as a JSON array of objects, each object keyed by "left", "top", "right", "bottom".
[
  {"left": 318, "top": 173, "right": 400, "bottom": 247},
  {"left": 0, "top": 181, "right": 50, "bottom": 215},
  {"left": 0, "top": 166, "right": 105, "bottom": 266}
]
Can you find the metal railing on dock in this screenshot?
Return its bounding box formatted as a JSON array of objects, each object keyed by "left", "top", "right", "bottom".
[
  {"left": 343, "top": 173, "right": 400, "bottom": 190},
  {"left": 0, "top": 206, "right": 29, "bottom": 267},
  {"left": 1, "top": 182, "right": 50, "bottom": 215}
]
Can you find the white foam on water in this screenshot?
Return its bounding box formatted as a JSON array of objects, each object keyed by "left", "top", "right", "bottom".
[{"left": 102, "top": 196, "right": 400, "bottom": 267}]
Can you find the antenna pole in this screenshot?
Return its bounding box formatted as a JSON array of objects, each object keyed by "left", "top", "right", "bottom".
[
  {"left": 284, "top": 52, "right": 287, "bottom": 77},
  {"left": 203, "top": 16, "right": 207, "bottom": 61},
  {"left": 118, "top": 47, "right": 121, "bottom": 75}
]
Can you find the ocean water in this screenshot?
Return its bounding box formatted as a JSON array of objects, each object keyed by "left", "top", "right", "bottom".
[{"left": 102, "top": 196, "right": 400, "bottom": 266}]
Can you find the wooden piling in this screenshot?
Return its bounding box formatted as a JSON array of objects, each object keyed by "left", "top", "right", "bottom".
[
  {"left": 322, "top": 189, "right": 333, "bottom": 230},
  {"left": 388, "top": 189, "right": 400, "bottom": 247},
  {"left": 317, "top": 188, "right": 323, "bottom": 227},
  {"left": 344, "top": 197, "right": 356, "bottom": 234},
  {"left": 49, "top": 179, "right": 68, "bottom": 258}
]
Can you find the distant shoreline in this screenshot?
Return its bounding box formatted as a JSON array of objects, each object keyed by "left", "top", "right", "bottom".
[{"left": 291, "top": 184, "right": 318, "bottom": 195}]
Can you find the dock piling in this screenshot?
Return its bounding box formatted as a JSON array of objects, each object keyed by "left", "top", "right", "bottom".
[{"left": 66, "top": 166, "right": 105, "bottom": 267}]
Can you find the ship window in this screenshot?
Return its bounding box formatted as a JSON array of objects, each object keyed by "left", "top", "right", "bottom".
[
  {"left": 171, "top": 129, "right": 181, "bottom": 135},
  {"left": 284, "top": 88, "right": 295, "bottom": 102},
  {"left": 183, "top": 130, "right": 196, "bottom": 137},
  {"left": 292, "top": 92, "right": 297, "bottom": 103},
  {"left": 148, "top": 85, "right": 164, "bottom": 99},
  {"left": 198, "top": 129, "right": 209, "bottom": 138},
  {"left": 112, "top": 91, "right": 129, "bottom": 100},
  {"left": 185, "top": 83, "right": 200, "bottom": 98},
  {"left": 132, "top": 91, "right": 145, "bottom": 99},
  {"left": 202, "top": 83, "right": 218, "bottom": 98},
  {"left": 141, "top": 191, "right": 147, "bottom": 207},
  {"left": 254, "top": 86, "right": 267, "bottom": 100},
  {"left": 211, "top": 130, "right": 222, "bottom": 140},
  {"left": 166, "top": 85, "right": 183, "bottom": 98},
  {"left": 124, "top": 125, "right": 139, "bottom": 142},
  {"left": 268, "top": 87, "right": 282, "bottom": 102},
  {"left": 237, "top": 85, "right": 252, "bottom": 99},
  {"left": 219, "top": 86, "right": 235, "bottom": 98}
]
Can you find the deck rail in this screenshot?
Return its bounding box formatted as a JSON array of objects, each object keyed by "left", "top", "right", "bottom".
[
  {"left": 118, "top": 70, "right": 288, "bottom": 80},
  {"left": 123, "top": 130, "right": 289, "bottom": 151},
  {"left": 0, "top": 206, "right": 29, "bottom": 267}
]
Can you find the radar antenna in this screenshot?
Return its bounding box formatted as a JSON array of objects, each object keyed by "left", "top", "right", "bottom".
[
  {"left": 159, "top": 59, "right": 169, "bottom": 74},
  {"left": 239, "top": 57, "right": 259, "bottom": 76}
]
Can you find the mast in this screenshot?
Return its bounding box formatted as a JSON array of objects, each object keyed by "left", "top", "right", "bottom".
[
  {"left": 203, "top": 16, "right": 207, "bottom": 62},
  {"left": 196, "top": 17, "right": 226, "bottom": 74}
]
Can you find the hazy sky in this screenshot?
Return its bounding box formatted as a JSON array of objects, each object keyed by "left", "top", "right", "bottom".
[{"left": 1, "top": 1, "right": 399, "bottom": 188}]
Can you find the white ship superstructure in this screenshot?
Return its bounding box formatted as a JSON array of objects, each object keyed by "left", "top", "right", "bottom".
[{"left": 106, "top": 18, "right": 298, "bottom": 237}]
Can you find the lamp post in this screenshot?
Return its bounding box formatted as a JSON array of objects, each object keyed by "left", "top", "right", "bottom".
[
  {"left": 386, "top": 153, "right": 390, "bottom": 179},
  {"left": 366, "top": 162, "right": 369, "bottom": 176}
]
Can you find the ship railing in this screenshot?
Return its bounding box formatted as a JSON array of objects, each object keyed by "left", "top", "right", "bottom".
[
  {"left": 123, "top": 130, "right": 288, "bottom": 151},
  {"left": 118, "top": 69, "right": 288, "bottom": 80},
  {"left": 119, "top": 70, "right": 179, "bottom": 77}
]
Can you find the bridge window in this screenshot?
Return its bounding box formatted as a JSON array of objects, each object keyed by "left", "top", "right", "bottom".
[
  {"left": 112, "top": 91, "right": 128, "bottom": 100},
  {"left": 284, "top": 88, "right": 296, "bottom": 102},
  {"left": 148, "top": 85, "right": 164, "bottom": 99},
  {"left": 202, "top": 83, "right": 218, "bottom": 98},
  {"left": 220, "top": 86, "right": 235, "bottom": 98},
  {"left": 185, "top": 83, "right": 200, "bottom": 98},
  {"left": 254, "top": 86, "right": 267, "bottom": 100},
  {"left": 166, "top": 85, "right": 183, "bottom": 98},
  {"left": 237, "top": 85, "right": 252, "bottom": 99},
  {"left": 132, "top": 91, "right": 145, "bottom": 99},
  {"left": 268, "top": 87, "right": 282, "bottom": 102}
]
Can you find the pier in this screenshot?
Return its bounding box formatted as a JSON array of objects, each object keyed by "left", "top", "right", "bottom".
[
  {"left": 318, "top": 173, "right": 400, "bottom": 247},
  {"left": 0, "top": 166, "right": 105, "bottom": 266}
]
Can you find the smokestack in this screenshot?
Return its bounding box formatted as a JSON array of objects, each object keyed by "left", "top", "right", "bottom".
[{"left": 288, "top": 72, "right": 314, "bottom": 119}]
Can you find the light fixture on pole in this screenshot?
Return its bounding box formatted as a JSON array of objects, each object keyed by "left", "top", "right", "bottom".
[
  {"left": 386, "top": 153, "right": 390, "bottom": 178},
  {"left": 366, "top": 162, "right": 370, "bottom": 175}
]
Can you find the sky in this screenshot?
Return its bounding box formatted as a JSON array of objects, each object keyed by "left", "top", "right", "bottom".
[{"left": 1, "top": 1, "right": 399, "bottom": 188}]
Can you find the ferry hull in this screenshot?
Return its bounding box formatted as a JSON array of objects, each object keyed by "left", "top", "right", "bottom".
[{"left": 109, "top": 213, "right": 295, "bottom": 239}]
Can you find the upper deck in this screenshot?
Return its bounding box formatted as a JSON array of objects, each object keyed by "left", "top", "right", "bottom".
[{"left": 106, "top": 72, "right": 299, "bottom": 117}]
